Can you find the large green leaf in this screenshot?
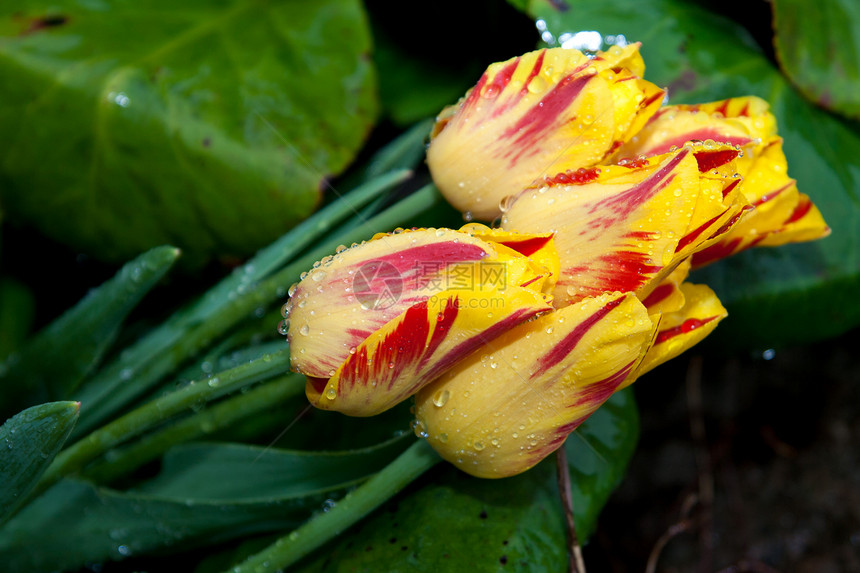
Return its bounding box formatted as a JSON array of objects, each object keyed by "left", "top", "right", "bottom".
[
  {"left": 0, "top": 0, "right": 377, "bottom": 265},
  {"left": 0, "top": 437, "right": 409, "bottom": 572},
  {"left": 0, "top": 245, "right": 179, "bottom": 418},
  {"left": 292, "top": 388, "right": 638, "bottom": 573},
  {"left": 772, "top": 0, "right": 860, "bottom": 119},
  {"left": 0, "top": 401, "right": 79, "bottom": 523},
  {"left": 524, "top": 0, "right": 860, "bottom": 346}
]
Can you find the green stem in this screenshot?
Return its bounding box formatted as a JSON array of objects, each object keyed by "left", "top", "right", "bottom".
[
  {"left": 83, "top": 374, "right": 305, "bottom": 485},
  {"left": 226, "top": 438, "right": 442, "bottom": 573},
  {"left": 35, "top": 349, "right": 291, "bottom": 499}
]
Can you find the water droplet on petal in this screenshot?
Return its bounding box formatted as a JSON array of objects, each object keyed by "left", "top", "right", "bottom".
[
  {"left": 299, "top": 324, "right": 310, "bottom": 336},
  {"left": 432, "top": 389, "right": 451, "bottom": 407},
  {"left": 277, "top": 319, "right": 290, "bottom": 335}
]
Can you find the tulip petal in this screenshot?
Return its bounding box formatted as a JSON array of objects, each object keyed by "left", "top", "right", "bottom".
[
  {"left": 502, "top": 147, "right": 747, "bottom": 306},
  {"left": 287, "top": 227, "right": 554, "bottom": 379},
  {"left": 415, "top": 292, "right": 652, "bottom": 478},
  {"left": 427, "top": 46, "right": 664, "bottom": 220},
  {"left": 692, "top": 138, "right": 830, "bottom": 265},
  {"left": 612, "top": 96, "right": 775, "bottom": 162},
  {"left": 641, "top": 258, "right": 691, "bottom": 316},
  {"left": 308, "top": 286, "right": 551, "bottom": 416},
  {"left": 625, "top": 283, "right": 727, "bottom": 385}
]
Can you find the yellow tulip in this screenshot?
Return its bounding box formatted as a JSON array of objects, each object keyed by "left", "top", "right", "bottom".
[
  {"left": 285, "top": 225, "right": 559, "bottom": 416},
  {"left": 612, "top": 96, "right": 830, "bottom": 265},
  {"left": 427, "top": 44, "right": 664, "bottom": 220},
  {"left": 286, "top": 45, "right": 830, "bottom": 479}
]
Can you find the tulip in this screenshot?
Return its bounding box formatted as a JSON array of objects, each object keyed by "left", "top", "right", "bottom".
[
  {"left": 500, "top": 143, "right": 750, "bottom": 307},
  {"left": 413, "top": 262, "right": 728, "bottom": 478},
  {"left": 285, "top": 225, "right": 560, "bottom": 416},
  {"left": 612, "top": 96, "right": 830, "bottom": 265},
  {"left": 285, "top": 45, "right": 830, "bottom": 480},
  {"left": 426, "top": 44, "right": 665, "bottom": 220}
]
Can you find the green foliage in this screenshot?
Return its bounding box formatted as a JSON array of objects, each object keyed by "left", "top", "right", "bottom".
[
  {"left": 0, "top": 0, "right": 377, "bottom": 265},
  {"left": 772, "top": 0, "right": 860, "bottom": 120},
  {"left": 525, "top": 0, "right": 860, "bottom": 346},
  {"left": 0, "top": 401, "right": 79, "bottom": 523},
  {"left": 291, "top": 390, "right": 638, "bottom": 573},
  {"left": 0, "top": 437, "right": 411, "bottom": 572},
  {"left": 0, "top": 246, "right": 179, "bottom": 419}
]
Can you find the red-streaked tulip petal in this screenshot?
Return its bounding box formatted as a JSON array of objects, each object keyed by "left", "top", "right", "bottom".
[
  {"left": 612, "top": 96, "right": 775, "bottom": 163},
  {"left": 625, "top": 283, "right": 727, "bottom": 386},
  {"left": 502, "top": 147, "right": 747, "bottom": 306},
  {"left": 287, "top": 227, "right": 553, "bottom": 378},
  {"left": 308, "top": 287, "right": 552, "bottom": 416},
  {"left": 427, "top": 46, "right": 664, "bottom": 220},
  {"left": 459, "top": 223, "right": 561, "bottom": 296},
  {"left": 415, "top": 292, "right": 652, "bottom": 478},
  {"left": 641, "top": 258, "right": 691, "bottom": 315},
  {"left": 692, "top": 138, "right": 830, "bottom": 266}
]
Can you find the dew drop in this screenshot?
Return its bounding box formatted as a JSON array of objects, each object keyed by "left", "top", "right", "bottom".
[
  {"left": 527, "top": 76, "right": 547, "bottom": 93},
  {"left": 325, "top": 387, "right": 337, "bottom": 400},
  {"left": 412, "top": 419, "right": 428, "bottom": 438},
  {"left": 299, "top": 324, "right": 310, "bottom": 336},
  {"left": 483, "top": 83, "right": 502, "bottom": 98},
  {"left": 473, "top": 441, "right": 485, "bottom": 451},
  {"left": 432, "top": 389, "right": 451, "bottom": 407},
  {"left": 439, "top": 433, "right": 449, "bottom": 443},
  {"left": 277, "top": 319, "right": 290, "bottom": 335}
]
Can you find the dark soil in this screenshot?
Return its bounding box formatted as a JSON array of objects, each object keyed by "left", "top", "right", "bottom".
[{"left": 585, "top": 328, "right": 860, "bottom": 572}]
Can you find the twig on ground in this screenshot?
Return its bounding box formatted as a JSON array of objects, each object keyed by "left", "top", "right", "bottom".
[{"left": 556, "top": 446, "right": 586, "bottom": 573}]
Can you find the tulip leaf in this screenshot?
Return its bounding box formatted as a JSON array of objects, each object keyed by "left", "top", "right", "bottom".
[
  {"left": 0, "top": 401, "right": 79, "bottom": 523},
  {"left": 0, "top": 0, "right": 377, "bottom": 265},
  {"left": 521, "top": 0, "right": 860, "bottom": 346},
  {"left": 0, "top": 245, "right": 179, "bottom": 419},
  {"left": 0, "top": 436, "right": 410, "bottom": 572},
  {"left": 292, "top": 388, "right": 638, "bottom": 573},
  {"left": 772, "top": 0, "right": 860, "bottom": 119}
]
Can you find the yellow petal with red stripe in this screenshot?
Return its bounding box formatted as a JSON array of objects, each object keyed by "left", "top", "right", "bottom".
[
  {"left": 459, "top": 223, "right": 561, "bottom": 297},
  {"left": 427, "top": 45, "right": 664, "bottom": 220},
  {"left": 612, "top": 96, "right": 775, "bottom": 163},
  {"left": 640, "top": 258, "right": 691, "bottom": 315},
  {"left": 625, "top": 283, "right": 727, "bottom": 386},
  {"left": 502, "top": 147, "right": 747, "bottom": 307},
  {"left": 308, "top": 287, "right": 551, "bottom": 416},
  {"left": 415, "top": 292, "right": 652, "bottom": 478},
  {"left": 692, "top": 138, "right": 830, "bottom": 266},
  {"left": 287, "top": 227, "right": 554, "bottom": 379}
]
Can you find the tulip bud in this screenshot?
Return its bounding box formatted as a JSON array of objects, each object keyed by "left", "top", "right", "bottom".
[
  {"left": 501, "top": 145, "right": 750, "bottom": 307},
  {"left": 285, "top": 225, "right": 560, "bottom": 416},
  {"left": 612, "top": 96, "right": 830, "bottom": 264},
  {"left": 415, "top": 291, "right": 654, "bottom": 478},
  {"left": 427, "top": 45, "right": 665, "bottom": 221}
]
